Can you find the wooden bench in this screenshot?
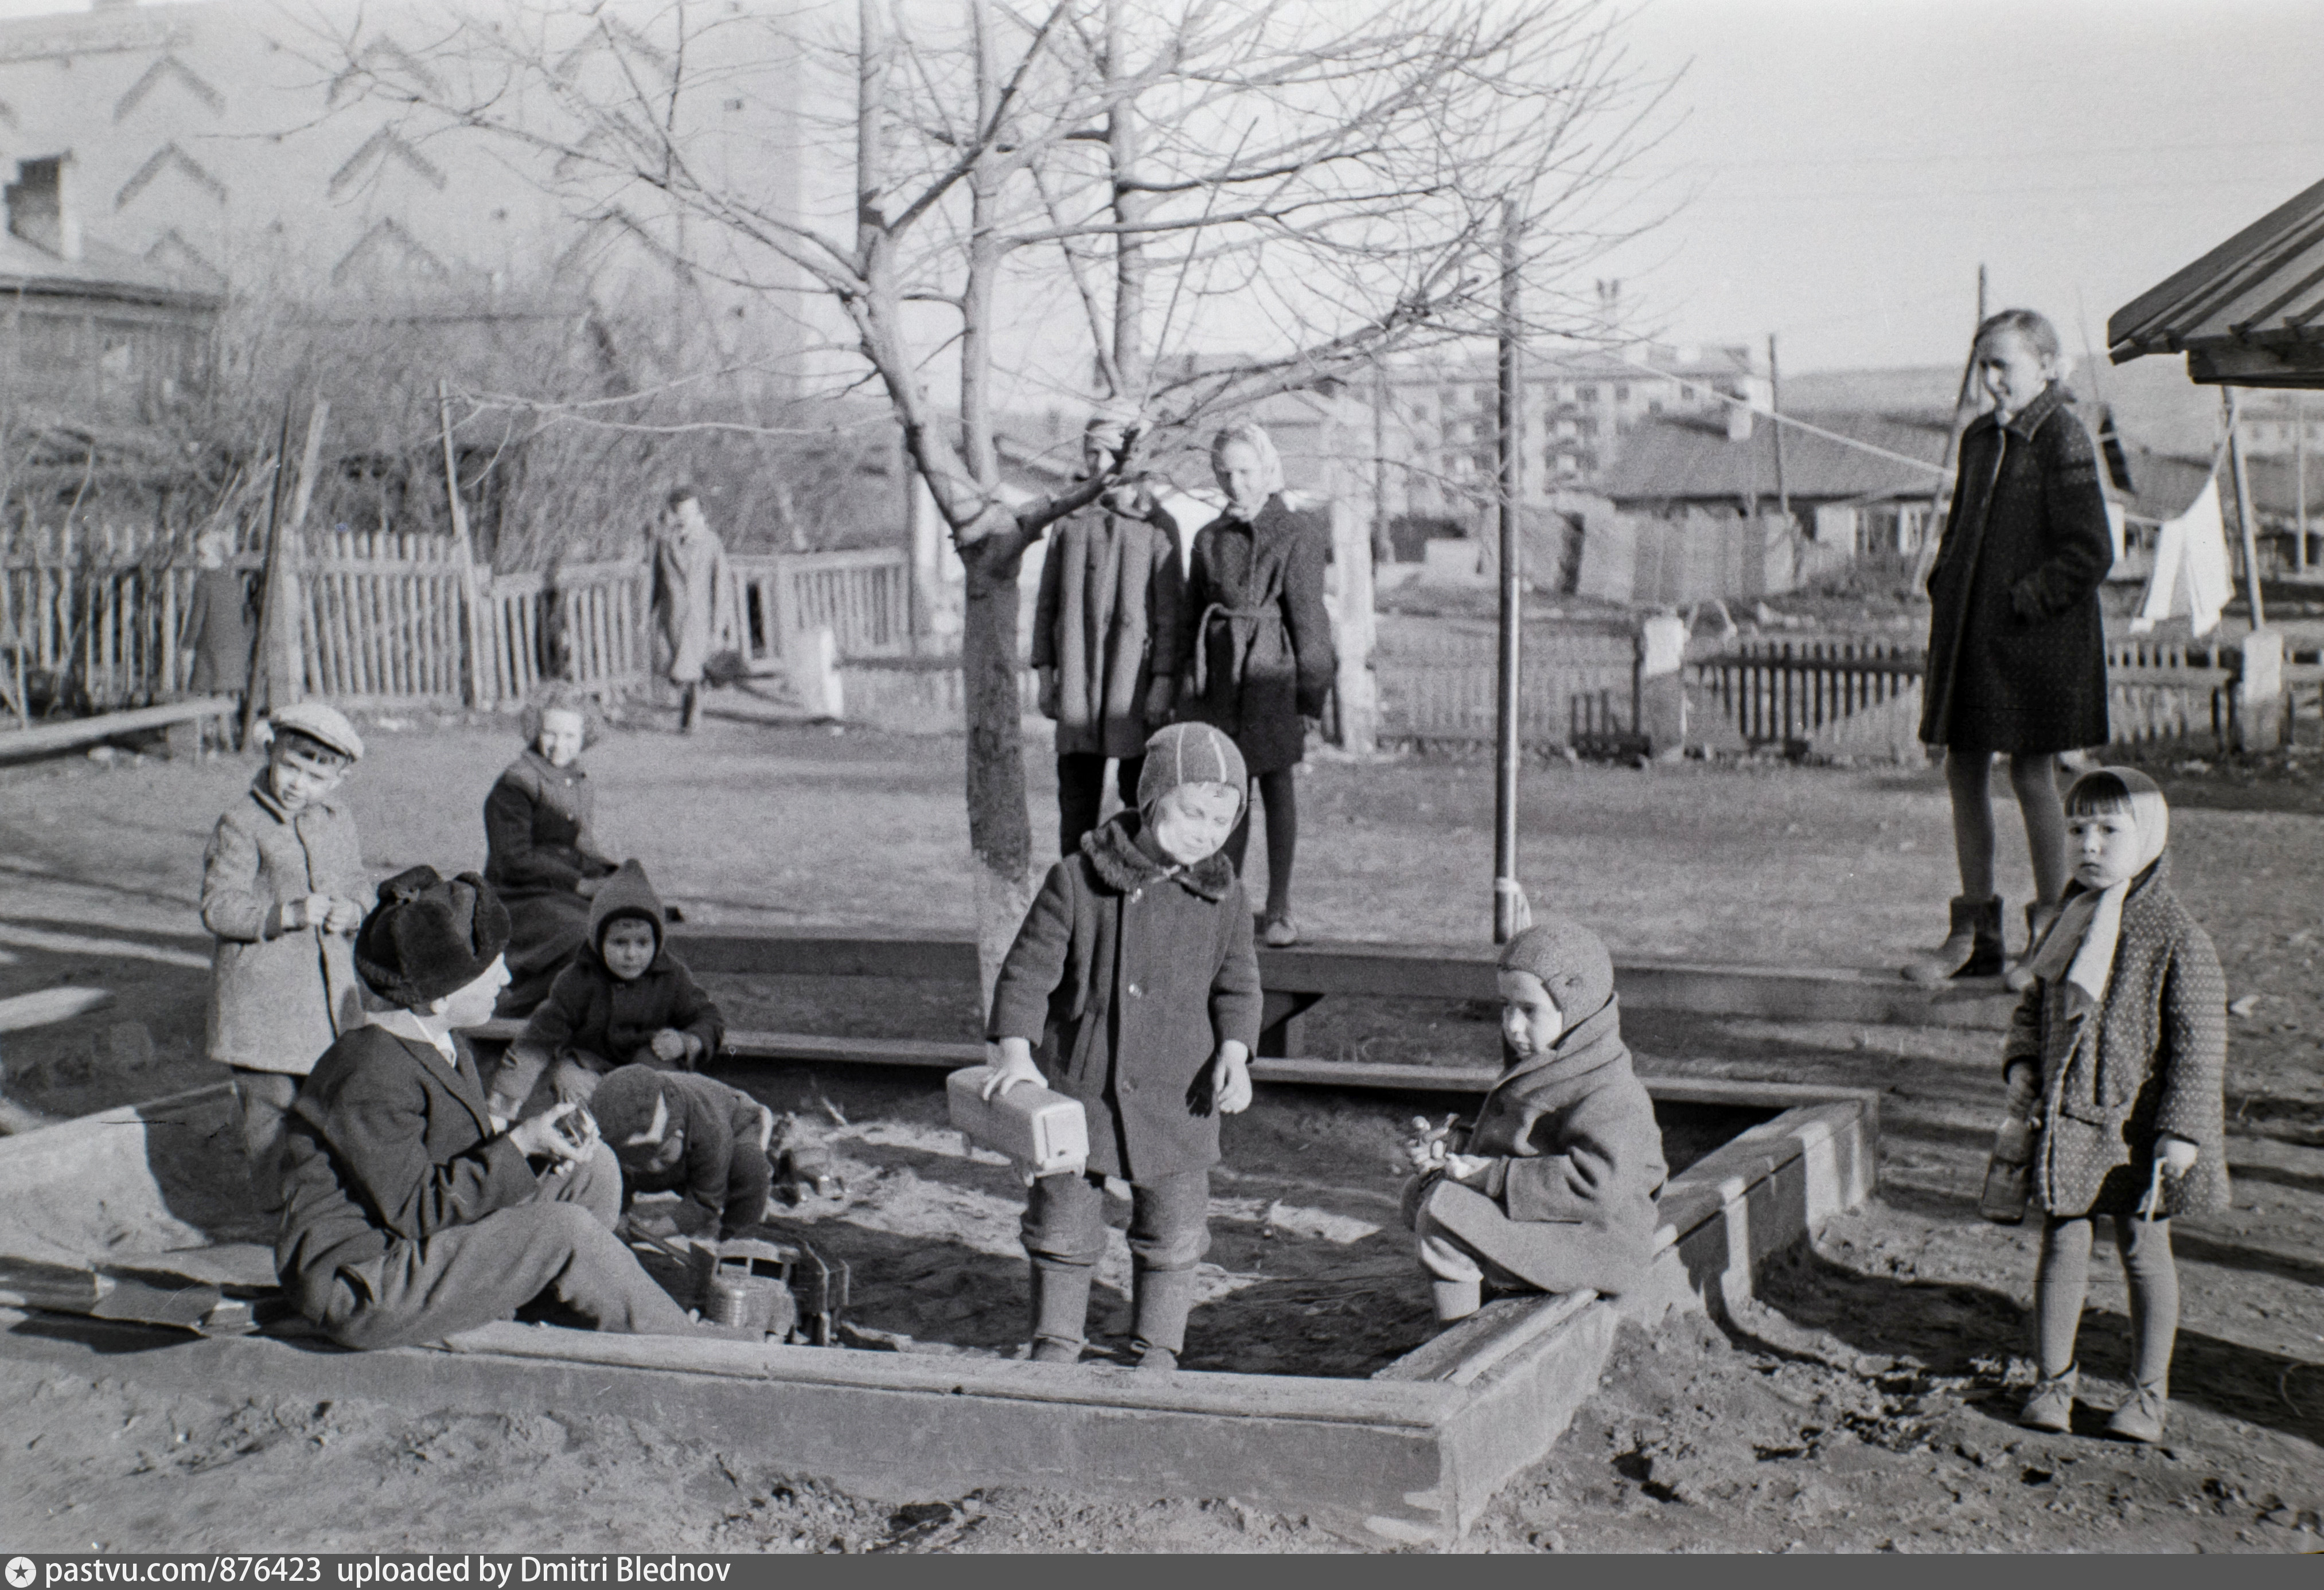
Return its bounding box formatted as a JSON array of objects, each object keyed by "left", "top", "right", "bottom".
[{"left": 0, "top": 696, "right": 238, "bottom": 763}]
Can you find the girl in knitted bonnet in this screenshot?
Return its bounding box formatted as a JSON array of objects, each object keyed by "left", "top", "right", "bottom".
[
  {"left": 2002, "top": 767, "right": 2226, "bottom": 1444},
  {"left": 1402, "top": 916, "right": 1668, "bottom": 1327}
]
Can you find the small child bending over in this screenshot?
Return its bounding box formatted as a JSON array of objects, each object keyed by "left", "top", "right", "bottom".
[
  {"left": 2004, "top": 768, "right": 2226, "bottom": 1444},
  {"left": 490, "top": 860, "right": 724, "bottom": 1123},
  {"left": 1402, "top": 918, "right": 1667, "bottom": 1327},
  {"left": 984, "top": 721, "right": 1264, "bottom": 1371},
  {"left": 589, "top": 1064, "right": 778, "bottom": 1241}
]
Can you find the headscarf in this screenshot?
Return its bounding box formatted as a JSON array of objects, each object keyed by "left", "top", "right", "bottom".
[{"left": 2026, "top": 767, "right": 2170, "bottom": 1006}]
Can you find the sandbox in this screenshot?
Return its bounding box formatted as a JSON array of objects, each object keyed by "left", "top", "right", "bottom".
[{"left": 0, "top": 1068, "right": 1874, "bottom": 1543}]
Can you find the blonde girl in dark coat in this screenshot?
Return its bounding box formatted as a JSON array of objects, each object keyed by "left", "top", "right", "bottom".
[
  {"left": 2002, "top": 769, "right": 2225, "bottom": 1444},
  {"left": 1909, "top": 309, "right": 2113, "bottom": 989}
]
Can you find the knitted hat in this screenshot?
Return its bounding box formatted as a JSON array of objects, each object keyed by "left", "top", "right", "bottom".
[
  {"left": 1136, "top": 721, "right": 1247, "bottom": 812},
  {"left": 587, "top": 859, "right": 665, "bottom": 957},
  {"left": 1498, "top": 916, "right": 1615, "bottom": 1022},
  {"left": 590, "top": 1064, "right": 672, "bottom": 1148},
  {"left": 354, "top": 866, "right": 511, "bottom": 1008},
  {"left": 268, "top": 701, "right": 364, "bottom": 762}
]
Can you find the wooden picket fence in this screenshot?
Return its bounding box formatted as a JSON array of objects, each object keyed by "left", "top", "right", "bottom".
[
  {"left": 1, "top": 522, "right": 913, "bottom": 725},
  {"left": 1693, "top": 638, "right": 1924, "bottom": 748}
]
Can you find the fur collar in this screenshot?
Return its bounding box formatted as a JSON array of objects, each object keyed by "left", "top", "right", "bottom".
[{"left": 1080, "top": 814, "right": 1237, "bottom": 902}]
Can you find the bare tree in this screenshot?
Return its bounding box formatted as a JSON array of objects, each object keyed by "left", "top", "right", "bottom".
[{"left": 309, "top": 0, "right": 1662, "bottom": 990}]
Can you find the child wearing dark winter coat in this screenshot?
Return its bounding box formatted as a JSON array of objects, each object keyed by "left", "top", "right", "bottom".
[
  {"left": 2002, "top": 768, "right": 2226, "bottom": 1445},
  {"left": 984, "top": 721, "right": 1265, "bottom": 1371},
  {"left": 589, "top": 1064, "right": 777, "bottom": 1240},
  {"left": 1402, "top": 918, "right": 1668, "bottom": 1327},
  {"left": 489, "top": 860, "right": 725, "bottom": 1123}
]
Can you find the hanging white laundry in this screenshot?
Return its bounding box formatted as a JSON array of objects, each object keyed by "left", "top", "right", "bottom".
[{"left": 2130, "top": 474, "right": 2233, "bottom": 638}]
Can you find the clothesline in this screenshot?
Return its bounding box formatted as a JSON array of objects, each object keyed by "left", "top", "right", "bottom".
[{"left": 1586, "top": 347, "right": 2180, "bottom": 529}]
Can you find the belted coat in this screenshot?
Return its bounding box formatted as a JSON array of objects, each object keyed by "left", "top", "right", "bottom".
[
  {"left": 1175, "top": 495, "right": 1336, "bottom": 774},
  {"left": 986, "top": 815, "right": 1264, "bottom": 1182},
  {"left": 1919, "top": 382, "right": 2112, "bottom": 753},
  {"left": 2001, "top": 854, "right": 2230, "bottom": 1220},
  {"left": 201, "top": 777, "right": 374, "bottom": 1075},
  {"left": 1032, "top": 505, "right": 1186, "bottom": 759}
]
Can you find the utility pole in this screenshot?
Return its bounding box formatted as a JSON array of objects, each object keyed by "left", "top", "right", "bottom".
[
  {"left": 1768, "top": 332, "right": 1789, "bottom": 522},
  {"left": 1492, "top": 197, "right": 1528, "bottom": 944},
  {"left": 2297, "top": 392, "right": 2310, "bottom": 576},
  {"left": 2224, "top": 388, "right": 2266, "bottom": 626},
  {"left": 1913, "top": 265, "right": 1987, "bottom": 588}
]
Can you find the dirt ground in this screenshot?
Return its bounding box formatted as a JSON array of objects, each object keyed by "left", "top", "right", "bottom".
[{"left": 1, "top": 701, "right": 2320, "bottom": 1553}]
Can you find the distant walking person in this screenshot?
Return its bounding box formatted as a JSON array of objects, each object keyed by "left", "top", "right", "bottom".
[
  {"left": 1175, "top": 422, "right": 1336, "bottom": 947},
  {"left": 652, "top": 487, "right": 734, "bottom": 735},
  {"left": 1908, "top": 309, "right": 2112, "bottom": 988},
  {"left": 1034, "top": 410, "right": 1186, "bottom": 855}
]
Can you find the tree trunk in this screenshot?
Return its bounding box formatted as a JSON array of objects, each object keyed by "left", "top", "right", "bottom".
[{"left": 960, "top": 529, "right": 1035, "bottom": 1009}]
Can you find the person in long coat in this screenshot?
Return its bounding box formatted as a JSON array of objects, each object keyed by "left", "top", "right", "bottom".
[
  {"left": 483, "top": 691, "right": 619, "bottom": 1017},
  {"left": 1908, "top": 309, "right": 2112, "bottom": 988},
  {"left": 652, "top": 487, "right": 734, "bottom": 733},
  {"left": 1999, "top": 768, "right": 2225, "bottom": 1444},
  {"left": 178, "top": 530, "right": 252, "bottom": 751},
  {"left": 1033, "top": 412, "right": 1186, "bottom": 855},
  {"left": 1173, "top": 421, "right": 1336, "bottom": 946}
]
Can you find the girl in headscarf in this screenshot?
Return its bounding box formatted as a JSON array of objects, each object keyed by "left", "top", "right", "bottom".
[
  {"left": 1173, "top": 422, "right": 1336, "bottom": 946},
  {"left": 483, "top": 687, "right": 621, "bottom": 1015},
  {"left": 2000, "top": 768, "right": 2226, "bottom": 1445}
]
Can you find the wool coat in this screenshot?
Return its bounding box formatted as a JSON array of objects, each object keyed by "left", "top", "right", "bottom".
[
  {"left": 521, "top": 865, "right": 724, "bottom": 1072},
  {"left": 276, "top": 1023, "right": 540, "bottom": 1323},
  {"left": 1032, "top": 505, "right": 1187, "bottom": 758},
  {"left": 606, "top": 1069, "right": 770, "bottom": 1234},
  {"left": 1175, "top": 495, "right": 1337, "bottom": 774},
  {"left": 1411, "top": 998, "right": 1669, "bottom": 1297},
  {"left": 653, "top": 522, "right": 734, "bottom": 686},
  {"left": 180, "top": 566, "right": 252, "bottom": 696},
  {"left": 986, "top": 815, "right": 1265, "bottom": 1182},
  {"left": 2001, "top": 854, "right": 2229, "bottom": 1220},
  {"left": 483, "top": 748, "right": 618, "bottom": 1011},
  {"left": 201, "top": 776, "right": 375, "bottom": 1075},
  {"left": 1919, "top": 382, "right": 2113, "bottom": 753}
]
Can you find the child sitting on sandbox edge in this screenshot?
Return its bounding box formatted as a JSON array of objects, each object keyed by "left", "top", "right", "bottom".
[
  {"left": 489, "top": 859, "right": 726, "bottom": 1124},
  {"left": 983, "top": 721, "right": 1264, "bottom": 1372},
  {"left": 1402, "top": 917, "right": 1668, "bottom": 1329}
]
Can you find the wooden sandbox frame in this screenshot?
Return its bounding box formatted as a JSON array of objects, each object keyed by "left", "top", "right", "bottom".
[{"left": 0, "top": 1070, "right": 1875, "bottom": 1544}]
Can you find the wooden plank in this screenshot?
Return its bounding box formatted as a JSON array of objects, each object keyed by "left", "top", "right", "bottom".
[
  {"left": 0, "top": 986, "right": 114, "bottom": 1034},
  {"left": 0, "top": 696, "right": 237, "bottom": 760}
]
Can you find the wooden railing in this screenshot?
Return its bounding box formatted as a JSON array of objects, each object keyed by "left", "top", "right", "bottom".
[{"left": 1693, "top": 639, "right": 1924, "bottom": 749}]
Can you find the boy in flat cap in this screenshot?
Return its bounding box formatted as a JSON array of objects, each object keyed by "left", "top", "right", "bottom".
[
  {"left": 1401, "top": 917, "right": 1669, "bottom": 1327},
  {"left": 201, "top": 701, "right": 375, "bottom": 1217},
  {"left": 276, "top": 867, "right": 699, "bottom": 1349}
]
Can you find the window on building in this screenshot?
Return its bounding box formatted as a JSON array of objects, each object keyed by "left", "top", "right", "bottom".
[
  {"left": 1557, "top": 454, "right": 1580, "bottom": 478},
  {"left": 1647, "top": 399, "right": 1663, "bottom": 414},
  {"left": 1577, "top": 385, "right": 1598, "bottom": 403},
  {"left": 1615, "top": 384, "right": 1629, "bottom": 403}
]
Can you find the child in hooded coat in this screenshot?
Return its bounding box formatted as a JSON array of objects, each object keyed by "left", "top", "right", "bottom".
[
  {"left": 1402, "top": 917, "right": 1668, "bottom": 1326},
  {"left": 490, "top": 860, "right": 724, "bottom": 1122},
  {"left": 590, "top": 1064, "right": 777, "bottom": 1240},
  {"left": 2002, "top": 767, "right": 2226, "bottom": 1446},
  {"left": 984, "top": 721, "right": 1265, "bottom": 1371}
]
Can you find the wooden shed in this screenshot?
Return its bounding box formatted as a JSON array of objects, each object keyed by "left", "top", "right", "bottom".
[{"left": 2108, "top": 174, "right": 2324, "bottom": 388}]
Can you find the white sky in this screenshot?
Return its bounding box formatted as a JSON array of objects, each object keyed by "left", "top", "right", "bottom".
[{"left": 7, "top": 0, "right": 2322, "bottom": 375}]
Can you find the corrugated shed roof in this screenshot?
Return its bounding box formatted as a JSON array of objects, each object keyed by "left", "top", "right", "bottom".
[
  {"left": 2107, "top": 174, "right": 2324, "bottom": 386},
  {"left": 1596, "top": 409, "right": 1950, "bottom": 506},
  {"left": 0, "top": 229, "right": 220, "bottom": 308}
]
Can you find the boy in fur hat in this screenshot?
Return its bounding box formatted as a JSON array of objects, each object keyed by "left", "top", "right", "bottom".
[
  {"left": 490, "top": 860, "right": 726, "bottom": 1123},
  {"left": 591, "top": 1064, "right": 778, "bottom": 1240},
  {"left": 1402, "top": 917, "right": 1668, "bottom": 1327},
  {"left": 985, "top": 721, "right": 1264, "bottom": 1371},
  {"left": 201, "top": 701, "right": 376, "bottom": 1217},
  {"left": 276, "top": 867, "right": 699, "bottom": 1349}
]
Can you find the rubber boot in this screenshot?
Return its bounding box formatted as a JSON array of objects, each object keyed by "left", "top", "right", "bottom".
[
  {"left": 680, "top": 682, "right": 703, "bottom": 734},
  {"left": 1902, "top": 894, "right": 2005, "bottom": 985},
  {"left": 1432, "top": 1277, "right": 1483, "bottom": 1327},
  {"left": 2005, "top": 902, "right": 2060, "bottom": 994},
  {"left": 1131, "top": 1264, "right": 1200, "bottom": 1372},
  {"left": 1027, "top": 1261, "right": 1091, "bottom": 1364}
]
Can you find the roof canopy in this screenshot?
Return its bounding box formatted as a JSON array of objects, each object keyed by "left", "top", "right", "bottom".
[{"left": 2108, "top": 174, "right": 2324, "bottom": 388}]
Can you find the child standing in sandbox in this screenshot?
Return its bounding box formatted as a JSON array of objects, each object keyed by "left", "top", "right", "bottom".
[
  {"left": 1996, "top": 768, "right": 2226, "bottom": 1444},
  {"left": 1401, "top": 919, "right": 1667, "bottom": 1329},
  {"left": 201, "top": 702, "right": 375, "bottom": 1216},
  {"left": 984, "top": 721, "right": 1264, "bottom": 1370}
]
